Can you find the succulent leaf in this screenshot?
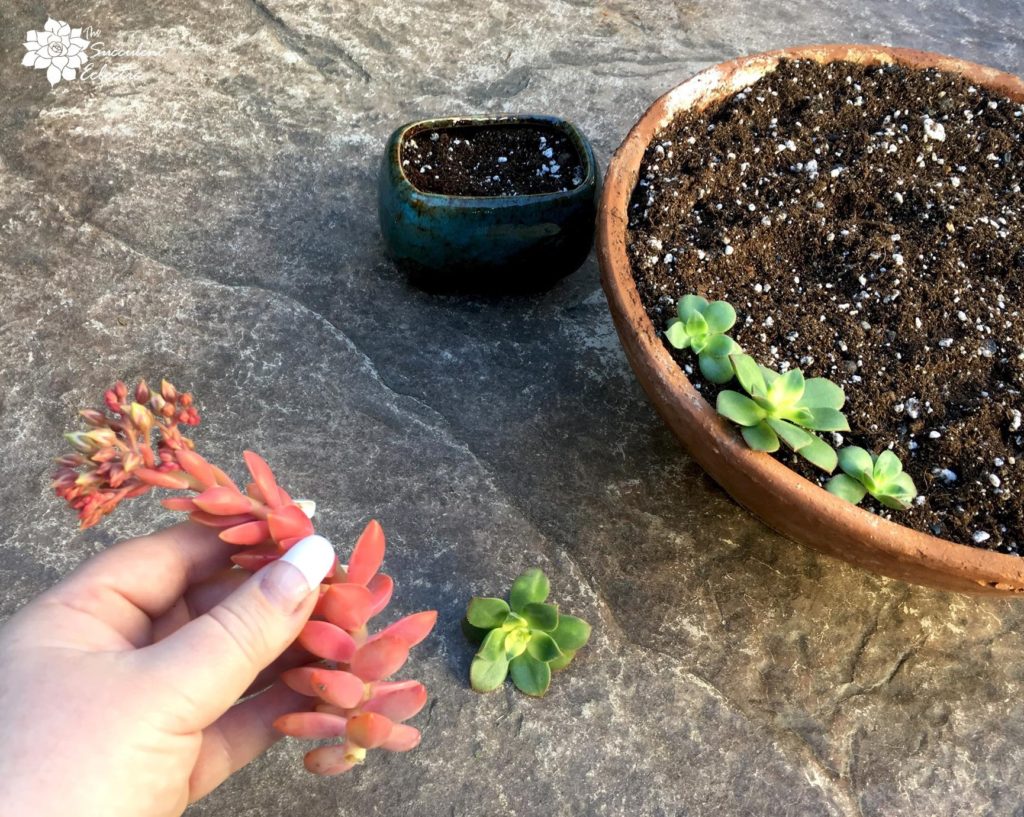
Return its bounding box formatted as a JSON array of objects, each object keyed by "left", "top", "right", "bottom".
[
  {"left": 796, "top": 434, "right": 838, "bottom": 473},
  {"left": 550, "top": 614, "right": 592, "bottom": 652},
  {"left": 242, "top": 450, "right": 282, "bottom": 510},
  {"left": 509, "top": 568, "right": 550, "bottom": 612},
  {"left": 346, "top": 712, "right": 395, "bottom": 749},
  {"left": 509, "top": 654, "right": 552, "bottom": 697},
  {"left": 664, "top": 320, "right": 691, "bottom": 349},
  {"left": 321, "top": 583, "right": 374, "bottom": 631},
  {"left": 218, "top": 520, "right": 270, "bottom": 545},
  {"left": 373, "top": 611, "right": 438, "bottom": 648},
  {"left": 837, "top": 446, "right": 874, "bottom": 481},
  {"left": 303, "top": 745, "right": 359, "bottom": 776},
  {"left": 825, "top": 473, "right": 868, "bottom": 505},
  {"left": 380, "top": 724, "right": 422, "bottom": 752},
  {"left": 699, "top": 354, "right": 735, "bottom": 385},
  {"left": 478, "top": 627, "right": 507, "bottom": 662},
  {"left": 732, "top": 354, "right": 767, "bottom": 396},
  {"left": 685, "top": 310, "right": 709, "bottom": 337},
  {"left": 350, "top": 636, "right": 410, "bottom": 682},
  {"left": 309, "top": 669, "right": 366, "bottom": 709},
  {"left": 504, "top": 627, "right": 532, "bottom": 659},
  {"left": 800, "top": 407, "right": 851, "bottom": 432},
  {"left": 281, "top": 666, "right": 319, "bottom": 696},
  {"left": 702, "top": 333, "right": 740, "bottom": 358},
  {"left": 678, "top": 294, "right": 708, "bottom": 319},
  {"left": 470, "top": 655, "right": 509, "bottom": 693},
  {"left": 877, "top": 471, "right": 918, "bottom": 509},
  {"left": 366, "top": 573, "right": 394, "bottom": 617},
  {"left": 362, "top": 683, "right": 428, "bottom": 722},
  {"left": 769, "top": 368, "right": 804, "bottom": 408},
  {"left": 527, "top": 631, "right": 564, "bottom": 663},
  {"left": 717, "top": 391, "right": 765, "bottom": 427},
  {"left": 548, "top": 650, "right": 576, "bottom": 672},
  {"left": 347, "top": 520, "right": 385, "bottom": 585},
  {"left": 873, "top": 450, "right": 904, "bottom": 482},
  {"left": 299, "top": 620, "right": 357, "bottom": 662},
  {"left": 466, "top": 597, "right": 511, "bottom": 629},
  {"left": 801, "top": 378, "right": 846, "bottom": 410},
  {"left": 521, "top": 601, "right": 559, "bottom": 632},
  {"left": 703, "top": 300, "right": 737, "bottom": 333},
  {"left": 767, "top": 418, "right": 814, "bottom": 451},
  {"left": 741, "top": 422, "right": 780, "bottom": 452}
]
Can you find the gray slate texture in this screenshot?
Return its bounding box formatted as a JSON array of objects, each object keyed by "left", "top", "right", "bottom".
[{"left": 1, "top": 1, "right": 1023, "bottom": 815}]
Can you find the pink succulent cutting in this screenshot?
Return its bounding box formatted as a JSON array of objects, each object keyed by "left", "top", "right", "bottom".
[{"left": 53, "top": 379, "right": 436, "bottom": 775}]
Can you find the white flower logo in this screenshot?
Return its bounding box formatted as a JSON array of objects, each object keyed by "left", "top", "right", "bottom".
[{"left": 22, "top": 18, "right": 90, "bottom": 86}]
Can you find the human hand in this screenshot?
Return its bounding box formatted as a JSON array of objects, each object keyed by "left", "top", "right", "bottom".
[{"left": 0, "top": 522, "right": 336, "bottom": 817}]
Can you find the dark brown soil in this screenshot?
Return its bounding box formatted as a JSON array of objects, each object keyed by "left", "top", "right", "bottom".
[
  {"left": 627, "top": 59, "right": 1024, "bottom": 554},
  {"left": 401, "top": 123, "right": 584, "bottom": 197}
]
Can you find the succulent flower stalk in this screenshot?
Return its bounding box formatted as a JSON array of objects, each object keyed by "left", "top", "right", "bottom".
[{"left": 53, "top": 379, "right": 435, "bottom": 775}]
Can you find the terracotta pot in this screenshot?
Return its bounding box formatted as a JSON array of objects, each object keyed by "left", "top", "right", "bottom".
[{"left": 598, "top": 44, "right": 1024, "bottom": 595}]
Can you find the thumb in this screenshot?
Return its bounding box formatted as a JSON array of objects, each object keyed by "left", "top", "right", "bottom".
[{"left": 137, "top": 535, "right": 336, "bottom": 730}]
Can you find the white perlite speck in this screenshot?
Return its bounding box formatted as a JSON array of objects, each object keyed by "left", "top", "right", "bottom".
[
  {"left": 923, "top": 117, "right": 946, "bottom": 142},
  {"left": 989, "top": 473, "right": 1002, "bottom": 488},
  {"left": 972, "top": 531, "right": 991, "bottom": 544}
]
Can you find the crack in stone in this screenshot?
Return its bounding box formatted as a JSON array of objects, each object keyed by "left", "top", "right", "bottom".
[
  {"left": 662, "top": 658, "right": 860, "bottom": 817},
  {"left": 842, "top": 587, "right": 910, "bottom": 685},
  {"left": 243, "top": 0, "right": 372, "bottom": 82}
]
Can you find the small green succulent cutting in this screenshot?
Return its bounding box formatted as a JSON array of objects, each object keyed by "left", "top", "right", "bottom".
[
  {"left": 826, "top": 446, "right": 918, "bottom": 509},
  {"left": 716, "top": 353, "right": 850, "bottom": 473},
  {"left": 463, "top": 568, "right": 591, "bottom": 697},
  {"left": 665, "top": 294, "right": 741, "bottom": 384}
]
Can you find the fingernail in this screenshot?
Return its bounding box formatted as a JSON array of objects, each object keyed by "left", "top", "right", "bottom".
[{"left": 261, "top": 534, "right": 336, "bottom": 612}]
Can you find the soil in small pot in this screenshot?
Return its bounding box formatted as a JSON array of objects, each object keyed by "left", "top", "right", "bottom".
[
  {"left": 627, "top": 58, "right": 1024, "bottom": 554},
  {"left": 401, "top": 124, "right": 584, "bottom": 197}
]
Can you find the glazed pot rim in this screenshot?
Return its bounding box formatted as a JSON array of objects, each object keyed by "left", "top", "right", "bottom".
[
  {"left": 388, "top": 113, "right": 597, "bottom": 206},
  {"left": 597, "top": 43, "right": 1024, "bottom": 593}
]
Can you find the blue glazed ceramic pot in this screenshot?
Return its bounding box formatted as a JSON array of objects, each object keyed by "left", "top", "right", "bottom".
[{"left": 378, "top": 114, "right": 599, "bottom": 291}]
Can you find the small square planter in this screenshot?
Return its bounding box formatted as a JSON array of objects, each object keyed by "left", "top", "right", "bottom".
[{"left": 378, "top": 114, "right": 599, "bottom": 291}]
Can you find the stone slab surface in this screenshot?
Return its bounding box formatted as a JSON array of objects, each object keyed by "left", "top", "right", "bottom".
[{"left": 1, "top": 1, "right": 1023, "bottom": 815}]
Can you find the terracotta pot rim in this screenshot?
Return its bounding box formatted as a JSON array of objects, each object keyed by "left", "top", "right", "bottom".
[{"left": 597, "top": 43, "right": 1024, "bottom": 594}]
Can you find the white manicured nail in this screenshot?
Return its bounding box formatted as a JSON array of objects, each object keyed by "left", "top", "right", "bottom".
[{"left": 278, "top": 534, "right": 335, "bottom": 591}]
